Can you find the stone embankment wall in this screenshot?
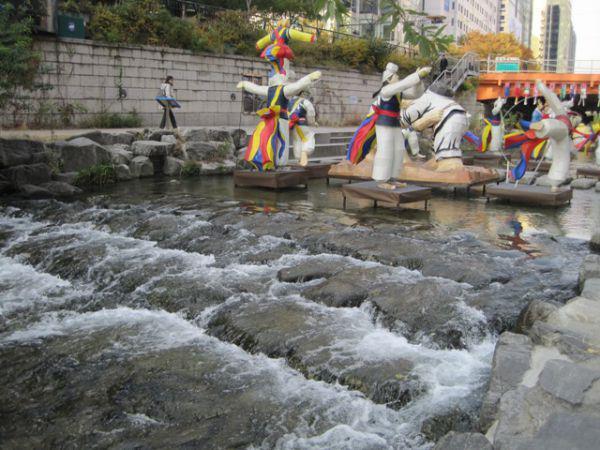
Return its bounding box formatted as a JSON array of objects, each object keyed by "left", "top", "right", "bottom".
[
  {"left": 12, "top": 37, "right": 383, "bottom": 128},
  {"left": 7, "top": 37, "right": 483, "bottom": 130}
]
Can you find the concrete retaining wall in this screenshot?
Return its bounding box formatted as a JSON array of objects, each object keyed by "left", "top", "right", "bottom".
[{"left": 8, "top": 37, "right": 384, "bottom": 128}]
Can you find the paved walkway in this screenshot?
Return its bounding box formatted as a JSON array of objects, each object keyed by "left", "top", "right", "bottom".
[{"left": 0, "top": 126, "right": 356, "bottom": 143}]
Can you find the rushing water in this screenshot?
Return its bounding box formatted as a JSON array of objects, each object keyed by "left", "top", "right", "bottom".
[{"left": 0, "top": 176, "right": 594, "bottom": 449}]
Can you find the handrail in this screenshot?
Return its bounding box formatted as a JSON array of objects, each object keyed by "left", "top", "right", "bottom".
[
  {"left": 429, "top": 52, "right": 479, "bottom": 93},
  {"left": 478, "top": 57, "right": 600, "bottom": 74}
]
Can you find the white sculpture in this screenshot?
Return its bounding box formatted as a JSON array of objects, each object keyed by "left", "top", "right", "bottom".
[
  {"left": 288, "top": 91, "right": 317, "bottom": 166},
  {"left": 488, "top": 97, "right": 506, "bottom": 154},
  {"left": 528, "top": 81, "right": 574, "bottom": 187}
]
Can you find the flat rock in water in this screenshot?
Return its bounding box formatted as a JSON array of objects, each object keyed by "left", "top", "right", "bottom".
[
  {"left": 277, "top": 258, "right": 349, "bottom": 283},
  {"left": 115, "top": 164, "right": 133, "bottom": 181},
  {"left": 581, "top": 278, "right": 600, "bottom": 301},
  {"left": 578, "top": 254, "right": 600, "bottom": 291},
  {"left": 132, "top": 140, "right": 174, "bottom": 157},
  {"left": 39, "top": 181, "right": 82, "bottom": 198},
  {"left": 433, "top": 432, "right": 493, "bottom": 450},
  {"left": 571, "top": 178, "right": 597, "bottom": 189},
  {"left": 106, "top": 144, "right": 133, "bottom": 165},
  {"left": 590, "top": 232, "right": 600, "bottom": 253},
  {"left": 0, "top": 163, "right": 52, "bottom": 188},
  {"left": 538, "top": 359, "right": 600, "bottom": 405},
  {"left": 163, "top": 157, "right": 183, "bottom": 176},
  {"left": 18, "top": 183, "right": 53, "bottom": 199}
]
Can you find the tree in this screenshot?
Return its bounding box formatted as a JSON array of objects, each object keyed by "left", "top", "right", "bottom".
[
  {"left": 0, "top": 1, "right": 41, "bottom": 109},
  {"left": 450, "top": 31, "right": 534, "bottom": 60},
  {"left": 313, "top": 0, "right": 348, "bottom": 29},
  {"left": 378, "top": 0, "right": 453, "bottom": 59}
]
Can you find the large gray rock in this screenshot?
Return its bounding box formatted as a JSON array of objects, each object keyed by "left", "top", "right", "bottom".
[
  {"left": 131, "top": 140, "right": 174, "bottom": 157},
  {"left": 39, "top": 181, "right": 83, "bottom": 198},
  {"left": 277, "top": 259, "right": 346, "bottom": 283},
  {"left": 0, "top": 163, "right": 52, "bottom": 188},
  {"left": 433, "top": 432, "right": 493, "bottom": 450},
  {"left": 0, "top": 138, "right": 46, "bottom": 168},
  {"left": 524, "top": 412, "right": 600, "bottom": 450},
  {"left": 578, "top": 254, "right": 600, "bottom": 291},
  {"left": 571, "top": 178, "right": 597, "bottom": 190},
  {"left": 180, "top": 127, "right": 234, "bottom": 144},
  {"left": 516, "top": 299, "right": 559, "bottom": 333},
  {"left": 106, "top": 144, "right": 133, "bottom": 165},
  {"left": 480, "top": 332, "right": 533, "bottom": 431},
  {"left": 161, "top": 134, "right": 177, "bottom": 145},
  {"left": 54, "top": 171, "right": 78, "bottom": 184},
  {"left": 115, "top": 164, "right": 133, "bottom": 181},
  {"left": 163, "top": 157, "right": 184, "bottom": 177},
  {"left": 145, "top": 129, "right": 174, "bottom": 141},
  {"left": 129, "top": 156, "right": 154, "bottom": 178},
  {"left": 18, "top": 183, "right": 53, "bottom": 199},
  {"left": 68, "top": 130, "right": 135, "bottom": 146},
  {"left": 198, "top": 160, "right": 236, "bottom": 175},
  {"left": 538, "top": 359, "right": 600, "bottom": 405},
  {"left": 581, "top": 278, "right": 600, "bottom": 301},
  {"left": 53, "top": 137, "right": 112, "bottom": 172},
  {"left": 596, "top": 181, "right": 600, "bottom": 192},
  {"left": 184, "top": 141, "right": 234, "bottom": 162}
]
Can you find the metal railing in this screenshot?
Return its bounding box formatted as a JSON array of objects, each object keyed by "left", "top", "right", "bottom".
[
  {"left": 429, "top": 52, "right": 479, "bottom": 93},
  {"left": 479, "top": 58, "right": 600, "bottom": 74}
]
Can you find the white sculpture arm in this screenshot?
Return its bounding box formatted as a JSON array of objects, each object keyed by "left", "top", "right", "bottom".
[
  {"left": 380, "top": 72, "right": 422, "bottom": 100},
  {"left": 284, "top": 71, "right": 321, "bottom": 98},
  {"left": 303, "top": 99, "right": 316, "bottom": 125},
  {"left": 399, "top": 94, "right": 434, "bottom": 128},
  {"left": 536, "top": 81, "right": 566, "bottom": 116},
  {"left": 237, "top": 81, "right": 269, "bottom": 97}
]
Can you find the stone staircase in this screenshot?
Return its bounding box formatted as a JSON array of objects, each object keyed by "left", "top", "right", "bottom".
[{"left": 428, "top": 52, "right": 480, "bottom": 94}]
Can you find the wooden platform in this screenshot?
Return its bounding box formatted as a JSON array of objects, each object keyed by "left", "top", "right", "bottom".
[
  {"left": 396, "top": 174, "right": 501, "bottom": 196},
  {"left": 462, "top": 155, "right": 475, "bottom": 166},
  {"left": 472, "top": 153, "right": 511, "bottom": 168},
  {"left": 485, "top": 182, "right": 572, "bottom": 206},
  {"left": 326, "top": 173, "right": 371, "bottom": 185},
  {"left": 341, "top": 181, "right": 432, "bottom": 210},
  {"left": 233, "top": 169, "right": 308, "bottom": 190},
  {"left": 526, "top": 160, "right": 552, "bottom": 173},
  {"left": 289, "top": 162, "right": 332, "bottom": 179},
  {"left": 576, "top": 166, "right": 600, "bottom": 179}
]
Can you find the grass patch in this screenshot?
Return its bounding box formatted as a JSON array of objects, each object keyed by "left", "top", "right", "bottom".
[
  {"left": 74, "top": 164, "right": 117, "bottom": 186},
  {"left": 181, "top": 160, "right": 201, "bottom": 177},
  {"left": 79, "top": 110, "right": 142, "bottom": 129}
]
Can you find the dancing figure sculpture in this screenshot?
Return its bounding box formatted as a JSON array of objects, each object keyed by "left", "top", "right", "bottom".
[
  {"left": 480, "top": 97, "right": 506, "bottom": 154},
  {"left": 288, "top": 90, "right": 317, "bottom": 166}
]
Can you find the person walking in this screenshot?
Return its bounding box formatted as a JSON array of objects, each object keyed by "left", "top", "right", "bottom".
[
  {"left": 159, "top": 76, "right": 178, "bottom": 129},
  {"left": 439, "top": 53, "right": 448, "bottom": 76}
]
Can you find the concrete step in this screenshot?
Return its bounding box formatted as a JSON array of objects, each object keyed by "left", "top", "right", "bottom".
[
  {"left": 330, "top": 135, "right": 352, "bottom": 144},
  {"left": 312, "top": 142, "right": 347, "bottom": 158}
]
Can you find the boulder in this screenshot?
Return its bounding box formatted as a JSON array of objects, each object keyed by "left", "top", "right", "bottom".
[
  {"left": 0, "top": 163, "right": 52, "bottom": 188},
  {"left": 18, "top": 183, "right": 53, "bottom": 199},
  {"left": 131, "top": 140, "right": 174, "bottom": 157},
  {"left": 39, "top": 181, "right": 83, "bottom": 198},
  {"left": 198, "top": 160, "right": 236, "bottom": 175},
  {"left": 163, "top": 157, "right": 184, "bottom": 177},
  {"left": 54, "top": 172, "right": 78, "bottom": 184},
  {"left": 277, "top": 259, "right": 344, "bottom": 283},
  {"left": 106, "top": 144, "right": 133, "bottom": 165},
  {"left": 516, "top": 299, "right": 560, "bottom": 333},
  {"left": 421, "top": 410, "right": 476, "bottom": 443},
  {"left": 578, "top": 254, "right": 600, "bottom": 292},
  {"left": 115, "top": 164, "right": 133, "bottom": 181},
  {"left": 538, "top": 359, "right": 600, "bottom": 405},
  {"left": 180, "top": 127, "right": 234, "bottom": 144},
  {"left": 53, "top": 138, "right": 112, "bottom": 172},
  {"left": 231, "top": 129, "right": 248, "bottom": 149},
  {"left": 184, "top": 141, "right": 235, "bottom": 162},
  {"left": 0, "top": 138, "right": 46, "bottom": 168},
  {"left": 590, "top": 232, "right": 600, "bottom": 253},
  {"left": 68, "top": 130, "right": 135, "bottom": 146},
  {"left": 596, "top": 181, "right": 600, "bottom": 193},
  {"left": 161, "top": 134, "right": 177, "bottom": 145},
  {"left": 303, "top": 277, "right": 369, "bottom": 308},
  {"left": 571, "top": 178, "right": 597, "bottom": 190},
  {"left": 581, "top": 278, "right": 600, "bottom": 302},
  {"left": 479, "top": 332, "right": 533, "bottom": 431},
  {"left": 0, "top": 181, "right": 12, "bottom": 195},
  {"left": 433, "top": 432, "right": 493, "bottom": 450},
  {"left": 145, "top": 129, "right": 174, "bottom": 141},
  {"left": 129, "top": 156, "right": 154, "bottom": 178}
]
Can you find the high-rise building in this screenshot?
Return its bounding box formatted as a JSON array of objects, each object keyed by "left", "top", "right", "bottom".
[
  {"left": 422, "top": 0, "right": 500, "bottom": 40},
  {"left": 540, "top": 0, "right": 576, "bottom": 72},
  {"left": 498, "top": 0, "right": 533, "bottom": 47}
]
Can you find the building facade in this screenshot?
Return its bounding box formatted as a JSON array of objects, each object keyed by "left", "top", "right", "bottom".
[
  {"left": 498, "top": 0, "right": 533, "bottom": 47},
  {"left": 422, "top": 0, "right": 500, "bottom": 40},
  {"left": 540, "top": 0, "right": 576, "bottom": 72}
]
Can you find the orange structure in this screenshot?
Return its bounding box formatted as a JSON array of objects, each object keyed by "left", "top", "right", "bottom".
[{"left": 477, "top": 73, "right": 600, "bottom": 101}]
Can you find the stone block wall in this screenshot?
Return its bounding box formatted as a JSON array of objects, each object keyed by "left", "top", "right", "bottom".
[{"left": 9, "top": 37, "right": 383, "bottom": 128}]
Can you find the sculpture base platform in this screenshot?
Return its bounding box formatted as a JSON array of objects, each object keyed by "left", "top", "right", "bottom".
[
  {"left": 233, "top": 169, "right": 308, "bottom": 190},
  {"left": 485, "top": 183, "right": 572, "bottom": 206},
  {"left": 472, "top": 153, "right": 510, "bottom": 168},
  {"left": 327, "top": 156, "right": 374, "bottom": 184},
  {"left": 398, "top": 161, "right": 500, "bottom": 193},
  {"left": 342, "top": 181, "right": 432, "bottom": 211},
  {"left": 527, "top": 160, "right": 552, "bottom": 173},
  {"left": 576, "top": 166, "right": 600, "bottom": 179},
  {"left": 462, "top": 156, "right": 475, "bottom": 166},
  {"left": 290, "top": 162, "right": 332, "bottom": 179}
]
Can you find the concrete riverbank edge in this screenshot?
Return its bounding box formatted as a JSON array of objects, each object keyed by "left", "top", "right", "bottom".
[{"left": 435, "top": 253, "right": 600, "bottom": 449}]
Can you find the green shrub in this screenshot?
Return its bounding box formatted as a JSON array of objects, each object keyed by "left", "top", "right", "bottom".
[
  {"left": 181, "top": 160, "right": 200, "bottom": 177},
  {"left": 79, "top": 110, "right": 142, "bottom": 128},
  {"left": 198, "top": 10, "right": 263, "bottom": 55},
  {"left": 74, "top": 164, "right": 117, "bottom": 186}
]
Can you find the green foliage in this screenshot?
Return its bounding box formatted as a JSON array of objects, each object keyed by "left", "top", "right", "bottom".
[
  {"left": 181, "top": 160, "right": 201, "bottom": 177},
  {"left": 0, "top": 1, "right": 41, "bottom": 109},
  {"left": 198, "top": 10, "right": 262, "bottom": 55},
  {"left": 379, "top": 0, "right": 454, "bottom": 59},
  {"left": 79, "top": 110, "right": 142, "bottom": 128},
  {"left": 74, "top": 164, "right": 117, "bottom": 186}
]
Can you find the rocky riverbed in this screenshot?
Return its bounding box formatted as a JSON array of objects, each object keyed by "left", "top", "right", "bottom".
[{"left": 0, "top": 174, "right": 598, "bottom": 448}]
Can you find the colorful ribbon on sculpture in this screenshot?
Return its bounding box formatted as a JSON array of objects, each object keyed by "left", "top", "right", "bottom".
[
  {"left": 244, "top": 105, "right": 285, "bottom": 171},
  {"left": 573, "top": 124, "right": 599, "bottom": 151},
  {"left": 289, "top": 114, "right": 308, "bottom": 143},
  {"left": 345, "top": 106, "right": 398, "bottom": 164},
  {"left": 478, "top": 117, "right": 501, "bottom": 152},
  {"left": 508, "top": 130, "right": 547, "bottom": 181}
]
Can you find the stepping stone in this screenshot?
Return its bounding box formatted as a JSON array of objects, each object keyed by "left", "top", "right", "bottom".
[
  {"left": 233, "top": 169, "right": 308, "bottom": 190},
  {"left": 341, "top": 181, "right": 431, "bottom": 210}
]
